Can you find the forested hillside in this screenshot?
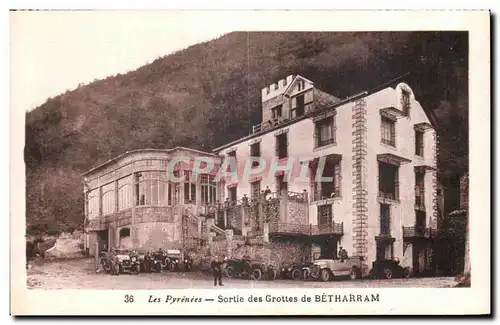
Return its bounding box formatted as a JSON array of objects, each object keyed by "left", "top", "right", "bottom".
[{"left": 25, "top": 32, "right": 468, "bottom": 235}]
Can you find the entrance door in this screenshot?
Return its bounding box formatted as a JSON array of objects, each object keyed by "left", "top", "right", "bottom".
[
  {"left": 318, "top": 236, "right": 337, "bottom": 260},
  {"left": 97, "top": 230, "right": 109, "bottom": 253}
]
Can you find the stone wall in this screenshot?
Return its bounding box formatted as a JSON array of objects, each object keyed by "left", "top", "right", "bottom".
[
  {"left": 286, "top": 198, "right": 308, "bottom": 224},
  {"left": 133, "top": 222, "right": 182, "bottom": 250},
  {"left": 195, "top": 236, "right": 310, "bottom": 268}
]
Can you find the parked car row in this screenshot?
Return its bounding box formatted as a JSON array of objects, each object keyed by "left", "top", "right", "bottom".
[
  {"left": 100, "top": 249, "right": 411, "bottom": 281},
  {"left": 99, "top": 248, "right": 193, "bottom": 276}
]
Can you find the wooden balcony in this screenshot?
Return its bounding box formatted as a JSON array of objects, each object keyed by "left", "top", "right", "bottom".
[
  {"left": 402, "top": 226, "right": 436, "bottom": 240},
  {"left": 311, "top": 222, "right": 344, "bottom": 236}
]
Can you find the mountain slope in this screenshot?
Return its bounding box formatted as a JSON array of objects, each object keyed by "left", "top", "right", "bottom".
[{"left": 24, "top": 31, "right": 468, "bottom": 235}]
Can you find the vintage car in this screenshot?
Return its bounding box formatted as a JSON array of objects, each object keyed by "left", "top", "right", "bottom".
[
  {"left": 224, "top": 258, "right": 276, "bottom": 281},
  {"left": 153, "top": 249, "right": 168, "bottom": 272},
  {"left": 369, "top": 258, "right": 411, "bottom": 279},
  {"left": 311, "top": 256, "right": 370, "bottom": 282},
  {"left": 279, "top": 262, "right": 313, "bottom": 280},
  {"left": 164, "top": 249, "right": 188, "bottom": 272},
  {"left": 115, "top": 249, "right": 141, "bottom": 275}
]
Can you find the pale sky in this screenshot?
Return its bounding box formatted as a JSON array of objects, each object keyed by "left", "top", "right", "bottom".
[{"left": 10, "top": 11, "right": 231, "bottom": 112}]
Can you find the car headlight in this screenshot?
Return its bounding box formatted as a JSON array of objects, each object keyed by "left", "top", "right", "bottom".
[{"left": 131, "top": 257, "right": 136, "bottom": 262}]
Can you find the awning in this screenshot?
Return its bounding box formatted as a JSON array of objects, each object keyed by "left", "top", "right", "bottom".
[
  {"left": 377, "top": 153, "right": 411, "bottom": 166},
  {"left": 380, "top": 106, "right": 406, "bottom": 120},
  {"left": 414, "top": 122, "right": 434, "bottom": 132},
  {"left": 414, "top": 165, "right": 437, "bottom": 173}
]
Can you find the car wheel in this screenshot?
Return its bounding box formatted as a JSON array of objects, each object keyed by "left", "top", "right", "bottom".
[
  {"left": 291, "top": 269, "right": 302, "bottom": 280},
  {"left": 403, "top": 268, "right": 411, "bottom": 278},
  {"left": 383, "top": 268, "right": 393, "bottom": 279},
  {"left": 155, "top": 263, "right": 162, "bottom": 273},
  {"left": 350, "top": 267, "right": 360, "bottom": 280},
  {"left": 168, "top": 263, "right": 176, "bottom": 272},
  {"left": 134, "top": 265, "right": 140, "bottom": 275},
  {"left": 320, "top": 269, "right": 331, "bottom": 282},
  {"left": 267, "top": 269, "right": 276, "bottom": 281},
  {"left": 225, "top": 266, "right": 234, "bottom": 278},
  {"left": 251, "top": 268, "right": 263, "bottom": 281}
]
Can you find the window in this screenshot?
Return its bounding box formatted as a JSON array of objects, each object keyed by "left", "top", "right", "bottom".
[
  {"left": 251, "top": 180, "right": 261, "bottom": 199},
  {"left": 276, "top": 174, "right": 288, "bottom": 195},
  {"left": 228, "top": 186, "right": 237, "bottom": 202},
  {"left": 380, "top": 203, "right": 391, "bottom": 236},
  {"left": 119, "top": 228, "right": 130, "bottom": 238},
  {"left": 402, "top": 89, "right": 411, "bottom": 115},
  {"left": 297, "top": 79, "right": 304, "bottom": 91},
  {"left": 250, "top": 142, "right": 261, "bottom": 168},
  {"left": 295, "top": 95, "right": 305, "bottom": 117},
  {"left": 274, "top": 82, "right": 278, "bottom": 90},
  {"left": 101, "top": 182, "right": 115, "bottom": 215},
  {"left": 275, "top": 133, "right": 288, "bottom": 159},
  {"left": 135, "top": 171, "right": 170, "bottom": 206},
  {"left": 381, "top": 117, "right": 396, "bottom": 147},
  {"left": 318, "top": 204, "right": 333, "bottom": 226},
  {"left": 201, "top": 174, "right": 217, "bottom": 204},
  {"left": 314, "top": 116, "right": 335, "bottom": 147},
  {"left": 227, "top": 150, "right": 237, "bottom": 163},
  {"left": 266, "top": 86, "right": 270, "bottom": 94},
  {"left": 271, "top": 105, "right": 283, "bottom": 119},
  {"left": 312, "top": 158, "right": 341, "bottom": 200},
  {"left": 169, "top": 171, "right": 180, "bottom": 205},
  {"left": 184, "top": 171, "right": 196, "bottom": 204},
  {"left": 378, "top": 162, "right": 399, "bottom": 200},
  {"left": 415, "top": 130, "right": 424, "bottom": 156},
  {"left": 283, "top": 78, "right": 287, "bottom": 87},
  {"left": 415, "top": 172, "right": 425, "bottom": 208},
  {"left": 87, "top": 188, "right": 100, "bottom": 219},
  {"left": 117, "top": 176, "right": 132, "bottom": 210},
  {"left": 416, "top": 210, "right": 426, "bottom": 233}
]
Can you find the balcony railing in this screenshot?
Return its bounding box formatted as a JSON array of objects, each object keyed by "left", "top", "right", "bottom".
[
  {"left": 402, "top": 226, "right": 436, "bottom": 239},
  {"left": 311, "top": 222, "right": 344, "bottom": 236},
  {"left": 269, "top": 222, "right": 343, "bottom": 236}
]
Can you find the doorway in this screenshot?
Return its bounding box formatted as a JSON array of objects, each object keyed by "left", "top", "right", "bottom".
[{"left": 97, "top": 230, "right": 109, "bottom": 253}]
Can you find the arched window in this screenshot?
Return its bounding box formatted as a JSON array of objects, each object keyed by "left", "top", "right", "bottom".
[
  {"left": 135, "top": 171, "right": 170, "bottom": 206},
  {"left": 87, "top": 188, "right": 99, "bottom": 219},
  {"left": 101, "top": 182, "right": 116, "bottom": 215},
  {"left": 118, "top": 175, "right": 132, "bottom": 210}
]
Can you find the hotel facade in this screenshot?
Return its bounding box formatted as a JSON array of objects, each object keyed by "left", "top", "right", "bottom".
[{"left": 84, "top": 74, "right": 439, "bottom": 276}]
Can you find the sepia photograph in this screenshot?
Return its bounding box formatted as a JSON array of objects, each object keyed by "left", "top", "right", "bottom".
[{"left": 10, "top": 9, "right": 490, "bottom": 315}]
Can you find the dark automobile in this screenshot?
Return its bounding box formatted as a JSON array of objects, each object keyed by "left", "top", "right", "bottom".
[
  {"left": 369, "top": 258, "right": 411, "bottom": 279},
  {"left": 224, "top": 258, "right": 276, "bottom": 281},
  {"left": 280, "top": 262, "right": 313, "bottom": 280},
  {"left": 153, "top": 249, "right": 168, "bottom": 272},
  {"left": 136, "top": 249, "right": 154, "bottom": 273},
  {"left": 164, "top": 249, "right": 184, "bottom": 272},
  {"left": 116, "top": 249, "right": 140, "bottom": 275}
]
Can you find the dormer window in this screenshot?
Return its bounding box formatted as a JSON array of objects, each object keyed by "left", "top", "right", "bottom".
[
  {"left": 283, "top": 79, "right": 288, "bottom": 87},
  {"left": 266, "top": 86, "right": 270, "bottom": 94},
  {"left": 402, "top": 89, "right": 410, "bottom": 115},
  {"left": 274, "top": 82, "right": 278, "bottom": 90}
]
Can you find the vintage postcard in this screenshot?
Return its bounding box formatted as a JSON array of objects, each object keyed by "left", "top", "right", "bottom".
[{"left": 10, "top": 9, "right": 490, "bottom": 315}]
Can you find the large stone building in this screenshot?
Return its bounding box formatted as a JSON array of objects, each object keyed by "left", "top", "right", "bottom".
[{"left": 84, "top": 74, "right": 439, "bottom": 276}]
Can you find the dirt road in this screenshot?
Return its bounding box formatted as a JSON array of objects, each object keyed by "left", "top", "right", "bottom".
[{"left": 26, "top": 257, "right": 459, "bottom": 289}]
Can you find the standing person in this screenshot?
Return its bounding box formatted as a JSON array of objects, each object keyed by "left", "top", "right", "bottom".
[
  {"left": 211, "top": 255, "right": 224, "bottom": 286},
  {"left": 338, "top": 246, "right": 348, "bottom": 262}
]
